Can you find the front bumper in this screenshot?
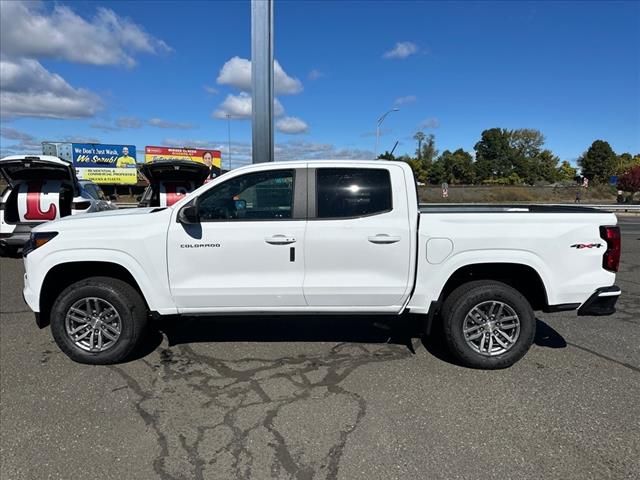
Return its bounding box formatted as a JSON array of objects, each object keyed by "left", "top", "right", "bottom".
[{"left": 577, "top": 286, "right": 621, "bottom": 316}]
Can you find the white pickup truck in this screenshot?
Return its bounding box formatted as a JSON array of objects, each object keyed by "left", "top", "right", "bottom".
[{"left": 22, "top": 160, "right": 622, "bottom": 369}]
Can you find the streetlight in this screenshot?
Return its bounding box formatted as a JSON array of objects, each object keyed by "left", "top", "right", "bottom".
[{"left": 375, "top": 108, "right": 399, "bottom": 157}]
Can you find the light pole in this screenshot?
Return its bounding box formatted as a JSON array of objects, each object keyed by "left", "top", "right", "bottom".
[
  {"left": 226, "top": 114, "right": 232, "bottom": 171},
  {"left": 375, "top": 108, "right": 399, "bottom": 157}
]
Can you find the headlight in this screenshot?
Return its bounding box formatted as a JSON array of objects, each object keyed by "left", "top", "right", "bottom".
[{"left": 23, "top": 231, "right": 58, "bottom": 257}]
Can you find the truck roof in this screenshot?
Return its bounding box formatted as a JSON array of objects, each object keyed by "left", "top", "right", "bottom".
[{"left": 230, "top": 159, "right": 403, "bottom": 172}]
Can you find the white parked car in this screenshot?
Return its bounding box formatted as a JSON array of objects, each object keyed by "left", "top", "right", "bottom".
[
  {"left": 0, "top": 155, "right": 116, "bottom": 255},
  {"left": 21, "top": 160, "right": 621, "bottom": 368}
]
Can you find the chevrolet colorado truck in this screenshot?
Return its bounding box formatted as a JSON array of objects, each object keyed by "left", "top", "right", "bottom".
[{"left": 22, "top": 161, "right": 622, "bottom": 369}]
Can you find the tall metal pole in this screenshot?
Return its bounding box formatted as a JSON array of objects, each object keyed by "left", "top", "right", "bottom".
[
  {"left": 251, "top": 0, "right": 274, "bottom": 163},
  {"left": 226, "top": 114, "right": 232, "bottom": 171},
  {"left": 375, "top": 108, "right": 399, "bottom": 157}
]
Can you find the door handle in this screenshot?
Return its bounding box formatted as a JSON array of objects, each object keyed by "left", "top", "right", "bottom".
[
  {"left": 265, "top": 234, "right": 296, "bottom": 245},
  {"left": 368, "top": 234, "right": 401, "bottom": 244}
]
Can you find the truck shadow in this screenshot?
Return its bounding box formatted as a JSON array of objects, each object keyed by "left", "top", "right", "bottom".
[{"left": 131, "top": 315, "right": 566, "bottom": 366}]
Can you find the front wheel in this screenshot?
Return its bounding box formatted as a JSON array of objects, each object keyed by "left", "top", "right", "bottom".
[
  {"left": 441, "top": 280, "right": 536, "bottom": 369},
  {"left": 50, "top": 277, "right": 148, "bottom": 364}
]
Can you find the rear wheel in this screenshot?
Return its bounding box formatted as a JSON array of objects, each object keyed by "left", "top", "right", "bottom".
[
  {"left": 50, "top": 277, "right": 148, "bottom": 364},
  {"left": 441, "top": 280, "right": 535, "bottom": 369}
]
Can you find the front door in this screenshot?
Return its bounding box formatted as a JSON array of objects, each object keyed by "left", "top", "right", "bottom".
[{"left": 167, "top": 167, "right": 307, "bottom": 312}]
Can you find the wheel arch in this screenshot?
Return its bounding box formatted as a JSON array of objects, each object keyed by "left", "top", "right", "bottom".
[
  {"left": 437, "top": 262, "right": 549, "bottom": 311},
  {"left": 39, "top": 261, "right": 148, "bottom": 328}
]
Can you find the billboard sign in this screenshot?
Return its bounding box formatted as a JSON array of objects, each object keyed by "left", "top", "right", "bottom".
[
  {"left": 144, "top": 146, "right": 222, "bottom": 169},
  {"left": 72, "top": 143, "right": 138, "bottom": 185}
]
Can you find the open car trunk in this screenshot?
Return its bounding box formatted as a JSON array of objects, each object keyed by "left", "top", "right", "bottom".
[
  {"left": 0, "top": 156, "right": 78, "bottom": 224},
  {"left": 140, "top": 160, "right": 211, "bottom": 207}
]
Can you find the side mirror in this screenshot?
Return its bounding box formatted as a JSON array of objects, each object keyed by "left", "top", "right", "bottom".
[
  {"left": 109, "top": 194, "right": 118, "bottom": 201},
  {"left": 178, "top": 203, "right": 199, "bottom": 224}
]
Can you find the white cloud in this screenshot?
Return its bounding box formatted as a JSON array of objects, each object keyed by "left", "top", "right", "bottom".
[
  {"left": 0, "top": 127, "right": 100, "bottom": 157},
  {"left": 383, "top": 41, "right": 418, "bottom": 59},
  {"left": 0, "top": 127, "right": 41, "bottom": 157},
  {"left": 308, "top": 69, "right": 324, "bottom": 80},
  {"left": 419, "top": 117, "right": 440, "bottom": 129},
  {"left": 216, "top": 57, "right": 303, "bottom": 95},
  {"left": 276, "top": 117, "right": 309, "bottom": 135},
  {"left": 0, "top": 57, "right": 101, "bottom": 119},
  {"left": 394, "top": 95, "right": 417, "bottom": 106},
  {"left": 0, "top": 1, "right": 171, "bottom": 67},
  {"left": 203, "top": 85, "right": 218, "bottom": 95},
  {"left": 148, "top": 118, "right": 196, "bottom": 130},
  {"left": 212, "top": 92, "right": 284, "bottom": 119}
]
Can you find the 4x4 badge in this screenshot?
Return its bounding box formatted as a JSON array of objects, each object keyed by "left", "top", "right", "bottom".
[{"left": 570, "top": 243, "right": 603, "bottom": 249}]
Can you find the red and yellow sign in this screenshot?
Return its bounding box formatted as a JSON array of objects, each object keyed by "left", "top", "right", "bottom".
[{"left": 144, "top": 146, "right": 221, "bottom": 169}]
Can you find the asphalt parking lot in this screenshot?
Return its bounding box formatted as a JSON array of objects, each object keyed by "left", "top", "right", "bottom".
[{"left": 1, "top": 218, "right": 639, "bottom": 480}]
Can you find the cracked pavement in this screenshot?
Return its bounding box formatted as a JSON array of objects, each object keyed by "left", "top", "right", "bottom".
[{"left": 1, "top": 218, "right": 639, "bottom": 479}]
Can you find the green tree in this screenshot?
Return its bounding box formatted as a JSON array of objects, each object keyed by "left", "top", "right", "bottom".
[
  {"left": 556, "top": 160, "right": 577, "bottom": 182},
  {"left": 510, "top": 129, "right": 546, "bottom": 184},
  {"left": 578, "top": 140, "right": 617, "bottom": 183},
  {"left": 413, "top": 131, "right": 425, "bottom": 160},
  {"left": 427, "top": 159, "right": 446, "bottom": 184},
  {"left": 405, "top": 158, "right": 428, "bottom": 184},
  {"left": 377, "top": 150, "right": 396, "bottom": 160},
  {"left": 420, "top": 133, "right": 438, "bottom": 167},
  {"left": 440, "top": 148, "right": 475, "bottom": 184},
  {"left": 535, "top": 149, "right": 560, "bottom": 183},
  {"left": 616, "top": 153, "right": 640, "bottom": 175},
  {"left": 474, "top": 128, "right": 512, "bottom": 182}
]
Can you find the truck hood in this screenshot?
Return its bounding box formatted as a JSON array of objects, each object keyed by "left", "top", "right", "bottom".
[{"left": 32, "top": 206, "right": 170, "bottom": 232}]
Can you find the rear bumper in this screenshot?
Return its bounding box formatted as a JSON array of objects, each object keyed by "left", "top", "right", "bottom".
[{"left": 577, "top": 286, "right": 621, "bottom": 316}]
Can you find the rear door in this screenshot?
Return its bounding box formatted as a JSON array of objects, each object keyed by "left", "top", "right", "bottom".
[
  {"left": 167, "top": 166, "right": 307, "bottom": 311},
  {"left": 303, "top": 164, "right": 412, "bottom": 308}
]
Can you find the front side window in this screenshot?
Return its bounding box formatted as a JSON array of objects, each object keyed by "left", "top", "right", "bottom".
[
  {"left": 316, "top": 168, "right": 392, "bottom": 218},
  {"left": 198, "top": 169, "right": 294, "bottom": 220}
]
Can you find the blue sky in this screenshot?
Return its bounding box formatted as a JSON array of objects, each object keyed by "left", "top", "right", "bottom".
[{"left": 1, "top": 0, "right": 638, "bottom": 167}]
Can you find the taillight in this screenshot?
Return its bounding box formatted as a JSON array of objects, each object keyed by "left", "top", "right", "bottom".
[
  {"left": 72, "top": 201, "right": 91, "bottom": 210},
  {"left": 600, "top": 226, "right": 621, "bottom": 272}
]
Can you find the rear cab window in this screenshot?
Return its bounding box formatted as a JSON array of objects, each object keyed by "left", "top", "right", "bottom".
[{"left": 316, "top": 168, "right": 392, "bottom": 218}]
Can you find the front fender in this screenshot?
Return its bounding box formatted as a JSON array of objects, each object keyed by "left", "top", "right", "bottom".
[{"left": 25, "top": 248, "right": 177, "bottom": 315}]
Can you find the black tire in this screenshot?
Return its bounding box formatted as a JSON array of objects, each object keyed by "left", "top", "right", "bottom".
[
  {"left": 50, "top": 277, "right": 148, "bottom": 365},
  {"left": 441, "top": 280, "right": 535, "bottom": 369}
]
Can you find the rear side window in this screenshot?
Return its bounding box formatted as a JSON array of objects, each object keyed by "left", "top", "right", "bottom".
[{"left": 316, "top": 168, "right": 392, "bottom": 218}]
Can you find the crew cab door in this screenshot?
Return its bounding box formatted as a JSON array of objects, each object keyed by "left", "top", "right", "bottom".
[
  {"left": 167, "top": 167, "right": 307, "bottom": 311},
  {"left": 303, "top": 164, "right": 412, "bottom": 308}
]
